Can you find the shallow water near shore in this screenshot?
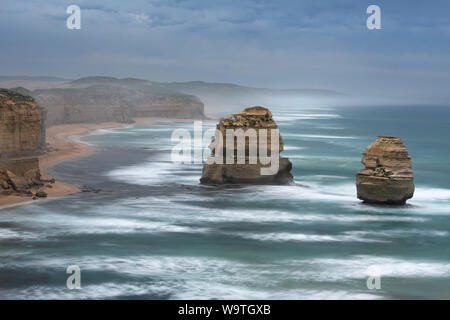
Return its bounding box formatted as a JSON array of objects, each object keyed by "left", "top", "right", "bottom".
[{"left": 1, "top": 105, "right": 450, "bottom": 299}]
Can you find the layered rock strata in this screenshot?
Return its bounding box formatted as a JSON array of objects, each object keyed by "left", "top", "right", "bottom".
[
  {"left": 0, "top": 89, "right": 51, "bottom": 198},
  {"left": 201, "top": 106, "right": 293, "bottom": 184},
  {"left": 356, "top": 136, "right": 414, "bottom": 205}
]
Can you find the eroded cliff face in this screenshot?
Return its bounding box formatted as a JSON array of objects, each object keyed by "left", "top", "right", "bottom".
[
  {"left": 201, "top": 106, "right": 293, "bottom": 185},
  {"left": 356, "top": 136, "right": 414, "bottom": 205},
  {"left": 0, "top": 89, "right": 50, "bottom": 198},
  {"left": 33, "top": 86, "right": 135, "bottom": 125},
  {"left": 0, "top": 89, "right": 41, "bottom": 158}
]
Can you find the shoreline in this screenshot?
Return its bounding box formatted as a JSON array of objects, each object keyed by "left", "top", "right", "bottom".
[{"left": 0, "top": 117, "right": 209, "bottom": 208}]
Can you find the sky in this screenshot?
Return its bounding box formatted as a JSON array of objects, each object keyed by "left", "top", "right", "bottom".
[{"left": 1, "top": 0, "right": 450, "bottom": 103}]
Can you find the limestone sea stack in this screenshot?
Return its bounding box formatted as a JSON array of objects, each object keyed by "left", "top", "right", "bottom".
[
  {"left": 356, "top": 136, "right": 414, "bottom": 205},
  {"left": 200, "top": 106, "right": 293, "bottom": 185}
]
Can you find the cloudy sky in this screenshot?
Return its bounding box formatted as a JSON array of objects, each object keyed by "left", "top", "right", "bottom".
[{"left": 1, "top": 0, "right": 450, "bottom": 102}]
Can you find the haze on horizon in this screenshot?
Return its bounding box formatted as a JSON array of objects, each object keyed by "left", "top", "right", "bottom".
[{"left": 1, "top": 0, "right": 450, "bottom": 104}]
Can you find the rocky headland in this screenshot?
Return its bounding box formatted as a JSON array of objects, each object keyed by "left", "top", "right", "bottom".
[
  {"left": 356, "top": 136, "right": 415, "bottom": 205},
  {"left": 200, "top": 106, "right": 293, "bottom": 185}
]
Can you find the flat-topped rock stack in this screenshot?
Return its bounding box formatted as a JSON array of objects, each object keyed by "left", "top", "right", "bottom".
[
  {"left": 356, "top": 136, "right": 414, "bottom": 205},
  {"left": 200, "top": 106, "right": 293, "bottom": 185}
]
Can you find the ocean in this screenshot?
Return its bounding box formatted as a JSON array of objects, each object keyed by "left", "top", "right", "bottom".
[{"left": 1, "top": 105, "right": 450, "bottom": 299}]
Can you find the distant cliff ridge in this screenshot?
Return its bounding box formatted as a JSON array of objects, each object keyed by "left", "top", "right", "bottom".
[
  {"left": 28, "top": 77, "right": 207, "bottom": 126},
  {"left": 0, "top": 76, "right": 345, "bottom": 117}
]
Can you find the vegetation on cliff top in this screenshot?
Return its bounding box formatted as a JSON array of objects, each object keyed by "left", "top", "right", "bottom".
[{"left": 0, "top": 88, "right": 35, "bottom": 102}]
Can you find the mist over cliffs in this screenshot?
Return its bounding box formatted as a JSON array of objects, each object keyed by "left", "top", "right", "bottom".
[
  {"left": 6, "top": 77, "right": 207, "bottom": 126},
  {"left": 0, "top": 76, "right": 345, "bottom": 123},
  {"left": 164, "top": 81, "right": 344, "bottom": 113}
]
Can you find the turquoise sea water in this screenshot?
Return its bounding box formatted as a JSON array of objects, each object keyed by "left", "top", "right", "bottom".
[{"left": 1, "top": 105, "right": 450, "bottom": 299}]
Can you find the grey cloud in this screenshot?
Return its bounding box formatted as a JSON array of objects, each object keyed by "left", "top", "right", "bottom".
[{"left": 0, "top": 0, "right": 449, "bottom": 103}]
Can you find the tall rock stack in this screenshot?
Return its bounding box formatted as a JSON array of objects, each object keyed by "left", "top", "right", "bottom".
[
  {"left": 200, "top": 106, "right": 293, "bottom": 184},
  {"left": 356, "top": 136, "right": 414, "bottom": 205}
]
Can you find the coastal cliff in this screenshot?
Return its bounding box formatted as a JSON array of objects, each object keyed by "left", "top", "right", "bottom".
[
  {"left": 0, "top": 89, "right": 41, "bottom": 157},
  {"left": 356, "top": 136, "right": 415, "bottom": 205},
  {"left": 201, "top": 106, "right": 293, "bottom": 184},
  {"left": 0, "top": 89, "right": 50, "bottom": 198}
]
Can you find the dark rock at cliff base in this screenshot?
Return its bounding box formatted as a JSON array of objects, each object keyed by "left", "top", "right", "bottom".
[
  {"left": 5, "top": 170, "right": 30, "bottom": 191},
  {"left": 356, "top": 136, "right": 414, "bottom": 205},
  {"left": 200, "top": 106, "right": 293, "bottom": 185},
  {"left": 35, "top": 190, "right": 48, "bottom": 198}
]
